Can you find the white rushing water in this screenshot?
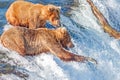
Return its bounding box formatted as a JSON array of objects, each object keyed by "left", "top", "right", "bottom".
[{"left": 0, "top": 0, "right": 120, "bottom": 80}]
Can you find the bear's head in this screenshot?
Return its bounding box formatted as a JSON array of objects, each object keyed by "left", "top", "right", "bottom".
[
  {"left": 45, "top": 4, "right": 61, "bottom": 27},
  {"left": 56, "top": 27, "right": 74, "bottom": 49}
]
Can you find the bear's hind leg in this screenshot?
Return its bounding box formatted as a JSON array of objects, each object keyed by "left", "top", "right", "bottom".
[{"left": 2, "top": 36, "right": 26, "bottom": 56}]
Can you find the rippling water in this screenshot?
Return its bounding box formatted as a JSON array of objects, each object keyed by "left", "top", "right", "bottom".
[{"left": 0, "top": 0, "right": 120, "bottom": 80}]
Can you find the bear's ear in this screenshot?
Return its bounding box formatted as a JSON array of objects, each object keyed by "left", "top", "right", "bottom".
[
  {"left": 48, "top": 7, "right": 55, "bottom": 12},
  {"left": 47, "top": 4, "right": 56, "bottom": 12},
  {"left": 47, "top": 4, "right": 61, "bottom": 12},
  {"left": 57, "top": 6, "right": 61, "bottom": 10},
  {"left": 60, "top": 27, "right": 67, "bottom": 34}
]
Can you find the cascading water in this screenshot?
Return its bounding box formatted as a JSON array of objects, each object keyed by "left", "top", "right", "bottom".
[{"left": 0, "top": 0, "right": 120, "bottom": 80}]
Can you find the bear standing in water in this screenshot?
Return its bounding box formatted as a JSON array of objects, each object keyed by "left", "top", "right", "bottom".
[
  {"left": 0, "top": 27, "right": 97, "bottom": 63},
  {"left": 6, "top": 0, "right": 61, "bottom": 29}
]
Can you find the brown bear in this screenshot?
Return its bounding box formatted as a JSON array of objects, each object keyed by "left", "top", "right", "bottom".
[
  {"left": 0, "top": 27, "right": 97, "bottom": 63},
  {"left": 6, "top": 0, "right": 61, "bottom": 29}
]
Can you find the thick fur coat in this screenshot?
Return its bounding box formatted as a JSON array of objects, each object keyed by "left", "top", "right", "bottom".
[
  {"left": 6, "top": 0, "right": 61, "bottom": 29},
  {"left": 0, "top": 27, "right": 97, "bottom": 63}
]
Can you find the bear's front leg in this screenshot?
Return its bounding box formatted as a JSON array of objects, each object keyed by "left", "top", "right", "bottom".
[
  {"left": 60, "top": 51, "right": 97, "bottom": 64},
  {"left": 28, "top": 12, "right": 40, "bottom": 29},
  {"left": 29, "top": 18, "right": 37, "bottom": 29},
  {"left": 73, "top": 55, "right": 97, "bottom": 64},
  {"left": 49, "top": 45, "right": 97, "bottom": 64}
]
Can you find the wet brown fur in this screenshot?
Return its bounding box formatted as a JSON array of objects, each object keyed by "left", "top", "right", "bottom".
[{"left": 0, "top": 27, "right": 94, "bottom": 62}]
